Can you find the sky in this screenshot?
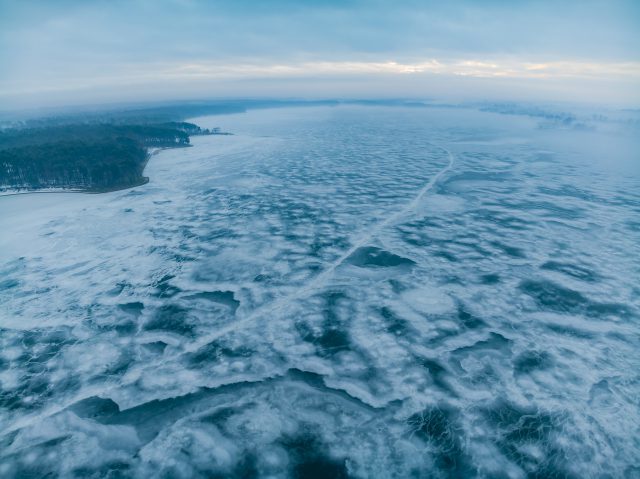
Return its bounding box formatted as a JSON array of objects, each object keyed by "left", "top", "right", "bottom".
[{"left": 1, "top": 0, "right": 639, "bottom": 109}]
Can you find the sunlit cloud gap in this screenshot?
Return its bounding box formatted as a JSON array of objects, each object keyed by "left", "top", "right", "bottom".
[{"left": 163, "top": 59, "right": 640, "bottom": 80}]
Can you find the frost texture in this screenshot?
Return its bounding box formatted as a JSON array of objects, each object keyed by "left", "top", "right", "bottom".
[{"left": 1, "top": 106, "right": 639, "bottom": 478}]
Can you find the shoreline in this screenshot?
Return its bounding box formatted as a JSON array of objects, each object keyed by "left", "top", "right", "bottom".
[
  {"left": 0, "top": 177, "right": 150, "bottom": 197},
  {"left": 0, "top": 147, "right": 161, "bottom": 197},
  {"left": 0, "top": 124, "right": 228, "bottom": 199}
]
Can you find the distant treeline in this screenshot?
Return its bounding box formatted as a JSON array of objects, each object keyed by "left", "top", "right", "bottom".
[
  {"left": 0, "top": 120, "right": 223, "bottom": 192},
  {"left": 0, "top": 105, "right": 244, "bottom": 131},
  {"left": 0, "top": 100, "right": 342, "bottom": 130}
]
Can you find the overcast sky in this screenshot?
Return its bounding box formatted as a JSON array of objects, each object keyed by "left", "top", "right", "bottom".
[{"left": 1, "top": 0, "right": 639, "bottom": 108}]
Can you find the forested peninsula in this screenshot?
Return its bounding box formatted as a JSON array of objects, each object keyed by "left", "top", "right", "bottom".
[
  {"left": 0, "top": 103, "right": 238, "bottom": 193},
  {"left": 0, "top": 100, "right": 346, "bottom": 193}
]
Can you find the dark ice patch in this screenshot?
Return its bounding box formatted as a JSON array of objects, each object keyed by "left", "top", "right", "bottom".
[
  {"left": 68, "top": 396, "right": 120, "bottom": 420},
  {"left": 346, "top": 246, "right": 415, "bottom": 268},
  {"left": 1, "top": 371, "right": 80, "bottom": 412},
  {"left": 309, "top": 235, "right": 350, "bottom": 258},
  {"left": 201, "top": 406, "right": 239, "bottom": 426},
  {"left": 471, "top": 208, "right": 531, "bottom": 231},
  {"left": 626, "top": 220, "right": 640, "bottom": 232},
  {"left": 144, "top": 304, "right": 194, "bottom": 335},
  {"left": 520, "top": 279, "right": 632, "bottom": 318},
  {"left": 480, "top": 273, "right": 500, "bottom": 284},
  {"left": 142, "top": 341, "right": 167, "bottom": 355},
  {"left": 519, "top": 279, "right": 587, "bottom": 313},
  {"left": 540, "top": 261, "right": 598, "bottom": 282},
  {"left": 297, "top": 322, "right": 351, "bottom": 357},
  {"left": 484, "top": 401, "right": 556, "bottom": 443},
  {"left": 118, "top": 301, "right": 144, "bottom": 316},
  {"left": 418, "top": 358, "right": 453, "bottom": 393},
  {"left": 513, "top": 350, "right": 552, "bottom": 375},
  {"left": 490, "top": 240, "right": 526, "bottom": 259},
  {"left": 297, "top": 291, "right": 353, "bottom": 357},
  {"left": 114, "top": 320, "right": 137, "bottom": 335},
  {"left": 380, "top": 306, "right": 411, "bottom": 335},
  {"left": 280, "top": 433, "right": 349, "bottom": 479},
  {"left": 454, "top": 332, "right": 512, "bottom": 355},
  {"left": 187, "top": 290, "right": 240, "bottom": 314},
  {"left": 152, "top": 274, "right": 181, "bottom": 298},
  {"left": 457, "top": 305, "right": 486, "bottom": 329},
  {"left": 317, "top": 328, "right": 350, "bottom": 354},
  {"left": 0, "top": 278, "right": 19, "bottom": 290}
]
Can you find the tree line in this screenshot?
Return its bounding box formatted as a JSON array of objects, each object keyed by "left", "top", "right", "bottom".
[{"left": 0, "top": 122, "right": 215, "bottom": 192}]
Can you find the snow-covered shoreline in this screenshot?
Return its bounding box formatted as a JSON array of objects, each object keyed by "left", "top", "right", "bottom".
[{"left": 0, "top": 187, "right": 86, "bottom": 197}]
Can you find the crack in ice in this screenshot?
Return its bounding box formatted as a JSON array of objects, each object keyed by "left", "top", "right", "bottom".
[
  {"left": 183, "top": 145, "right": 455, "bottom": 353},
  {"left": 1, "top": 146, "right": 454, "bottom": 435}
]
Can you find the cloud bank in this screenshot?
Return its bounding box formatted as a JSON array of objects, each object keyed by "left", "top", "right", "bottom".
[{"left": 1, "top": 0, "right": 638, "bottom": 107}]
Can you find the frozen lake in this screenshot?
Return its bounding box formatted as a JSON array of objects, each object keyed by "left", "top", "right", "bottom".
[{"left": 1, "top": 105, "right": 639, "bottom": 478}]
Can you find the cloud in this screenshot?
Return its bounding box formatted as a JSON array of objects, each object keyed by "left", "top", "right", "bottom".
[{"left": 0, "top": 0, "right": 638, "bottom": 107}]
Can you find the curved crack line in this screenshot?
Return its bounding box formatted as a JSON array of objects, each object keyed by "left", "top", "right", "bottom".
[{"left": 183, "top": 145, "right": 455, "bottom": 353}]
